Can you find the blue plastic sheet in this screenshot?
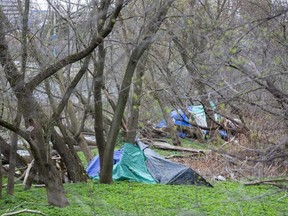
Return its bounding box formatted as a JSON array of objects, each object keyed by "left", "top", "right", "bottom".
[
  {"left": 156, "top": 104, "right": 228, "bottom": 140},
  {"left": 86, "top": 148, "right": 124, "bottom": 178},
  {"left": 156, "top": 109, "right": 191, "bottom": 128}
]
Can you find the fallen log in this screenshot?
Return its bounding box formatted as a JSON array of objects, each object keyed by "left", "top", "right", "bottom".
[
  {"left": 244, "top": 178, "right": 288, "bottom": 185},
  {"left": 243, "top": 178, "right": 288, "bottom": 189},
  {"left": 151, "top": 141, "right": 210, "bottom": 154}
]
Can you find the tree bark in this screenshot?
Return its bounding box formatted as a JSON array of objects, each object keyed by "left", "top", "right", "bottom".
[
  {"left": 54, "top": 70, "right": 93, "bottom": 163},
  {"left": 153, "top": 90, "right": 181, "bottom": 146},
  {"left": 126, "top": 53, "right": 148, "bottom": 143},
  {"left": 100, "top": 0, "right": 175, "bottom": 183},
  {"left": 0, "top": 136, "right": 27, "bottom": 170},
  {"left": 94, "top": 43, "right": 107, "bottom": 174},
  {"left": 0, "top": 136, "right": 2, "bottom": 199},
  {"left": 25, "top": 116, "right": 69, "bottom": 207},
  {"left": 51, "top": 129, "right": 87, "bottom": 183},
  {"left": 41, "top": 57, "right": 90, "bottom": 182},
  {"left": 0, "top": 9, "right": 69, "bottom": 207},
  {"left": 7, "top": 104, "right": 21, "bottom": 195}
]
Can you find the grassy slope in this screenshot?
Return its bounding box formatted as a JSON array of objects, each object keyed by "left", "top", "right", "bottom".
[
  {"left": 1, "top": 139, "right": 287, "bottom": 215},
  {"left": 0, "top": 180, "right": 287, "bottom": 216}
]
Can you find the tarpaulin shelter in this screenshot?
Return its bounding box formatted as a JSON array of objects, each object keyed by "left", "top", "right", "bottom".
[
  {"left": 156, "top": 104, "right": 217, "bottom": 129},
  {"left": 156, "top": 104, "right": 228, "bottom": 139},
  {"left": 86, "top": 141, "right": 212, "bottom": 187},
  {"left": 86, "top": 148, "right": 124, "bottom": 179}
]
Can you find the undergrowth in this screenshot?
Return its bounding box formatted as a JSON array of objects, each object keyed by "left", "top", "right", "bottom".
[{"left": 0, "top": 181, "right": 287, "bottom": 216}]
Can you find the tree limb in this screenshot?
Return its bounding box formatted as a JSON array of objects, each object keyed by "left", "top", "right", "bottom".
[
  {"left": 2, "top": 209, "right": 47, "bottom": 216},
  {"left": 25, "top": 0, "right": 124, "bottom": 90}
]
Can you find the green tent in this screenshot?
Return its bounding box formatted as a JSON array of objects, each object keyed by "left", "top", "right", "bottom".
[
  {"left": 112, "top": 144, "right": 156, "bottom": 183},
  {"left": 90, "top": 142, "right": 211, "bottom": 186},
  {"left": 93, "top": 144, "right": 156, "bottom": 183}
]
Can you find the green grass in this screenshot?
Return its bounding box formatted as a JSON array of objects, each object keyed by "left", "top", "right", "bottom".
[
  {"left": 152, "top": 138, "right": 208, "bottom": 157},
  {"left": 2, "top": 138, "right": 285, "bottom": 215},
  {"left": 165, "top": 138, "right": 208, "bottom": 149},
  {"left": 78, "top": 149, "right": 98, "bottom": 168},
  {"left": 0, "top": 181, "right": 287, "bottom": 216}
]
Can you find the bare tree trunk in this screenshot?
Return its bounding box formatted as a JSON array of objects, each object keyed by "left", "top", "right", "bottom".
[
  {"left": 0, "top": 137, "right": 2, "bottom": 199},
  {"left": 24, "top": 116, "right": 69, "bottom": 207},
  {"left": 100, "top": 0, "right": 174, "bottom": 183},
  {"left": 56, "top": 73, "right": 93, "bottom": 162},
  {"left": 126, "top": 53, "right": 148, "bottom": 143},
  {"left": 51, "top": 129, "right": 87, "bottom": 183},
  {"left": 103, "top": 88, "right": 128, "bottom": 132},
  {"left": 0, "top": 136, "right": 27, "bottom": 170},
  {"left": 7, "top": 0, "right": 29, "bottom": 194},
  {"left": 7, "top": 105, "right": 21, "bottom": 195},
  {"left": 43, "top": 57, "right": 90, "bottom": 182},
  {"left": 66, "top": 101, "right": 93, "bottom": 162},
  {"left": 94, "top": 0, "right": 125, "bottom": 181},
  {"left": 0, "top": 14, "right": 69, "bottom": 208},
  {"left": 153, "top": 89, "right": 181, "bottom": 146},
  {"left": 94, "top": 43, "right": 106, "bottom": 174}
]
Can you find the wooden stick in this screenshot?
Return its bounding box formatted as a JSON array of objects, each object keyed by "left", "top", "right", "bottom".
[
  {"left": 151, "top": 141, "right": 210, "bottom": 154},
  {"left": 2, "top": 209, "right": 47, "bottom": 216},
  {"left": 23, "top": 159, "right": 34, "bottom": 186},
  {"left": 244, "top": 178, "right": 288, "bottom": 189}
]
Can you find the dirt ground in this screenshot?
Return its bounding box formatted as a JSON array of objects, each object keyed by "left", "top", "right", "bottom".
[{"left": 170, "top": 142, "right": 288, "bottom": 182}]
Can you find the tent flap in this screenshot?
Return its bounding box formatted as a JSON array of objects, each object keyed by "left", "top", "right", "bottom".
[{"left": 112, "top": 143, "right": 156, "bottom": 183}]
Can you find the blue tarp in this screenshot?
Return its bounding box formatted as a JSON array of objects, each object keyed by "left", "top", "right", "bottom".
[
  {"left": 156, "top": 109, "right": 191, "bottom": 128},
  {"left": 86, "top": 148, "right": 124, "bottom": 178},
  {"left": 156, "top": 104, "right": 228, "bottom": 140}
]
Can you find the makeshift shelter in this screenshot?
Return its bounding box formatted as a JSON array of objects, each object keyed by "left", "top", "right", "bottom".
[
  {"left": 86, "top": 141, "right": 212, "bottom": 187},
  {"left": 156, "top": 104, "right": 228, "bottom": 139}
]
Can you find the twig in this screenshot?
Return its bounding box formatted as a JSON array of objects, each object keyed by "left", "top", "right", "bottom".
[
  {"left": 1, "top": 209, "right": 47, "bottom": 216},
  {"left": 23, "top": 159, "right": 34, "bottom": 186},
  {"left": 244, "top": 178, "right": 288, "bottom": 184},
  {"left": 151, "top": 141, "right": 210, "bottom": 154},
  {"left": 165, "top": 154, "right": 188, "bottom": 159},
  {"left": 244, "top": 178, "right": 288, "bottom": 189},
  {"left": 7, "top": 202, "right": 27, "bottom": 213},
  {"left": 33, "top": 184, "right": 46, "bottom": 188}
]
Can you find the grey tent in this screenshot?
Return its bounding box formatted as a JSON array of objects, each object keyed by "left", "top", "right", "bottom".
[{"left": 137, "top": 140, "right": 212, "bottom": 186}]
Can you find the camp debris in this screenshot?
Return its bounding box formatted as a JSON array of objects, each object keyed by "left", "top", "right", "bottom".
[
  {"left": 156, "top": 104, "right": 228, "bottom": 140},
  {"left": 86, "top": 140, "right": 212, "bottom": 187}
]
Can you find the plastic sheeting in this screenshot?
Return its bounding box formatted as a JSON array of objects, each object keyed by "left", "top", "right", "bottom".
[
  {"left": 86, "top": 148, "right": 124, "bottom": 178},
  {"left": 156, "top": 109, "right": 191, "bottom": 128},
  {"left": 156, "top": 104, "right": 228, "bottom": 140},
  {"left": 138, "top": 141, "right": 212, "bottom": 187},
  {"left": 112, "top": 143, "right": 156, "bottom": 183}
]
